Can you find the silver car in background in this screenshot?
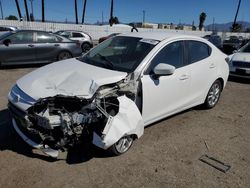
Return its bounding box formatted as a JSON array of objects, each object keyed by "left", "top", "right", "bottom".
[
  {"left": 55, "top": 30, "right": 93, "bottom": 52},
  {"left": 0, "top": 30, "right": 82, "bottom": 66}
]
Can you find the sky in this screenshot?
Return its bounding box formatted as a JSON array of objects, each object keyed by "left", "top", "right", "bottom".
[{"left": 0, "top": 0, "right": 250, "bottom": 25}]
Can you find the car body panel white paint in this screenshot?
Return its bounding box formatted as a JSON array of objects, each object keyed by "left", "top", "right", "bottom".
[
  {"left": 16, "top": 58, "right": 127, "bottom": 100},
  {"left": 92, "top": 96, "right": 144, "bottom": 149}
]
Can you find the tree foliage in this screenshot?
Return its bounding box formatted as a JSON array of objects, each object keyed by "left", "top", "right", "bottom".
[
  {"left": 231, "top": 23, "right": 242, "bottom": 32},
  {"left": 109, "top": 16, "right": 119, "bottom": 26},
  {"left": 5, "top": 15, "right": 18, "bottom": 20},
  {"left": 199, "top": 12, "right": 207, "bottom": 31}
]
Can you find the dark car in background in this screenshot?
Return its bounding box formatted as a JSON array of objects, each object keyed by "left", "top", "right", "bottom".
[
  {"left": 55, "top": 30, "right": 93, "bottom": 52},
  {"left": 222, "top": 36, "right": 242, "bottom": 55},
  {"left": 204, "top": 34, "right": 222, "bottom": 49},
  {"left": 0, "top": 30, "right": 82, "bottom": 66}
]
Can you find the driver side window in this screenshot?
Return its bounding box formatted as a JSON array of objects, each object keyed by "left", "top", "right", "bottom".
[{"left": 146, "top": 41, "right": 184, "bottom": 74}]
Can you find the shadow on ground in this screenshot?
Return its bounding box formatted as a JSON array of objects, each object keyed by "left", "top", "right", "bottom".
[
  {"left": 0, "top": 63, "right": 47, "bottom": 70},
  {"left": 229, "top": 76, "right": 250, "bottom": 84},
  {"left": 0, "top": 108, "right": 112, "bottom": 164}
]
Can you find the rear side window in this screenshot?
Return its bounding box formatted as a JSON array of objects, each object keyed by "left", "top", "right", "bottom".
[
  {"left": 188, "top": 41, "right": 211, "bottom": 63},
  {"left": 36, "top": 32, "right": 59, "bottom": 43},
  {"left": 72, "top": 32, "right": 84, "bottom": 38}
]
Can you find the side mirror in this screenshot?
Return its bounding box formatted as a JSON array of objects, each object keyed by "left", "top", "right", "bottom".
[
  {"left": 153, "top": 63, "right": 176, "bottom": 79},
  {"left": 3, "top": 39, "right": 11, "bottom": 46}
]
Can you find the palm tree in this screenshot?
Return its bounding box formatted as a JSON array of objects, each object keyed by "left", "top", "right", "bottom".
[
  {"left": 15, "top": 0, "right": 22, "bottom": 20},
  {"left": 109, "top": 0, "right": 114, "bottom": 26},
  {"left": 23, "top": 0, "right": 30, "bottom": 21},
  {"left": 42, "top": 0, "right": 45, "bottom": 22},
  {"left": 74, "top": 0, "right": 78, "bottom": 24},
  {"left": 198, "top": 12, "right": 206, "bottom": 31},
  {"left": 232, "top": 0, "right": 242, "bottom": 32},
  {"left": 82, "top": 0, "right": 87, "bottom": 24}
]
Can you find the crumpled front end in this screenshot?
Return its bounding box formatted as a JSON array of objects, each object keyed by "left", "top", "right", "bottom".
[{"left": 8, "top": 74, "right": 144, "bottom": 158}]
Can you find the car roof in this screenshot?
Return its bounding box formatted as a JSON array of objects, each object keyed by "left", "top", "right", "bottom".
[{"left": 119, "top": 32, "right": 203, "bottom": 42}]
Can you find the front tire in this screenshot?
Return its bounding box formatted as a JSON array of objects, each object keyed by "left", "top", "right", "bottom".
[
  {"left": 57, "top": 51, "right": 72, "bottom": 61},
  {"left": 81, "top": 43, "right": 91, "bottom": 53},
  {"left": 109, "top": 135, "right": 134, "bottom": 156},
  {"left": 203, "top": 80, "right": 222, "bottom": 109}
]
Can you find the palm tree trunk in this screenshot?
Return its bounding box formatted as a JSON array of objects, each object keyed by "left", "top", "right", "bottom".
[
  {"left": 82, "top": 0, "right": 87, "bottom": 24},
  {"left": 75, "top": 0, "right": 78, "bottom": 24},
  {"left": 15, "top": 0, "right": 22, "bottom": 20},
  {"left": 232, "top": 0, "right": 241, "bottom": 30},
  {"left": 110, "top": 0, "right": 113, "bottom": 19},
  {"left": 42, "top": 0, "right": 45, "bottom": 22},
  {"left": 23, "top": 0, "right": 30, "bottom": 21}
]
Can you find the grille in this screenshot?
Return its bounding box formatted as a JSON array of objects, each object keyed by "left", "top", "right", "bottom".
[{"left": 232, "top": 61, "right": 250, "bottom": 68}]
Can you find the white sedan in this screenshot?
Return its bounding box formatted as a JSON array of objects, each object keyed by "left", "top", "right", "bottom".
[
  {"left": 228, "top": 42, "right": 250, "bottom": 78},
  {"left": 8, "top": 32, "right": 229, "bottom": 157}
]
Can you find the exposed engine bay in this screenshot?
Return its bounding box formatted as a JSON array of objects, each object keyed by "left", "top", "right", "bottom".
[{"left": 23, "top": 75, "right": 144, "bottom": 154}]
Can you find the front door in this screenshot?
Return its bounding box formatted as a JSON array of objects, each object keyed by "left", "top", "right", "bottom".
[{"left": 141, "top": 41, "right": 191, "bottom": 125}]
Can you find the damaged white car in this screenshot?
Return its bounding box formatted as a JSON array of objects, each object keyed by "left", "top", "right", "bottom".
[{"left": 8, "top": 32, "right": 229, "bottom": 158}]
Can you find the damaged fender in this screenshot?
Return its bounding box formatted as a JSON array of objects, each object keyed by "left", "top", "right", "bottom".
[{"left": 93, "top": 95, "right": 144, "bottom": 149}]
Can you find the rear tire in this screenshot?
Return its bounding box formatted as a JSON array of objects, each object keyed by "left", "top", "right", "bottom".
[
  {"left": 109, "top": 135, "right": 134, "bottom": 156},
  {"left": 57, "top": 51, "right": 72, "bottom": 61},
  {"left": 81, "top": 43, "right": 91, "bottom": 53},
  {"left": 203, "top": 80, "right": 222, "bottom": 109}
]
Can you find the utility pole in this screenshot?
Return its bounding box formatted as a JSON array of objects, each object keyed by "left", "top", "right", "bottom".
[
  {"left": 42, "top": 0, "right": 45, "bottom": 22},
  {"left": 142, "top": 10, "right": 145, "bottom": 24},
  {"left": 75, "top": 0, "right": 78, "bottom": 24},
  {"left": 29, "top": 0, "right": 34, "bottom": 16},
  {"left": 81, "top": 0, "right": 87, "bottom": 24},
  {"left": 24, "top": 0, "right": 30, "bottom": 21},
  {"left": 15, "top": 0, "right": 23, "bottom": 20},
  {"left": 0, "top": 0, "right": 3, "bottom": 20},
  {"left": 102, "top": 11, "right": 104, "bottom": 25}
]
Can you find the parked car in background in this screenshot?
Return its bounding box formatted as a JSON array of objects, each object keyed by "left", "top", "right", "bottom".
[
  {"left": 8, "top": 32, "right": 229, "bottom": 158},
  {"left": 0, "top": 30, "right": 82, "bottom": 66},
  {"left": 222, "top": 36, "right": 242, "bottom": 55},
  {"left": 204, "top": 34, "right": 222, "bottom": 49},
  {"left": 98, "top": 33, "right": 120, "bottom": 43},
  {"left": 55, "top": 30, "right": 93, "bottom": 52},
  {"left": 228, "top": 42, "right": 250, "bottom": 78},
  {"left": 0, "top": 26, "right": 18, "bottom": 32}
]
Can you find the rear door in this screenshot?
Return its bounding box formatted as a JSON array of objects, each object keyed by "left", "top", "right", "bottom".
[
  {"left": 185, "top": 40, "right": 217, "bottom": 105},
  {"left": 34, "top": 31, "right": 62, "bottom": 63},
  {"left": 0, "top": 31, "right": 36, "bottom": 65}
]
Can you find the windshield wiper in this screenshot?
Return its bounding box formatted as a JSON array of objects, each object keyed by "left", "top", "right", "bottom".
[{"left": 96, "top": 53, "right": 114, "bottom": 70}]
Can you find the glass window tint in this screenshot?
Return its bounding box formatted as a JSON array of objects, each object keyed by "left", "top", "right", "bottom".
[
  {"left": 188, "top": 41, "right": 211, "bottom": 63},
  {"left": 148, "top": 41, "right": 184, "bottom": 73},
  {"left": 7, "top": 32, "right": 34, "bottom": 43},
  {"left": 72, "top": 32, "right": 84, "bottom": 38},
  {"left": 37, "top": 32, "right": 58, "bottom": 43}
]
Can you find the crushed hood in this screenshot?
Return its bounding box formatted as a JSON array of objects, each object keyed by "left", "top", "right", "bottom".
[
  {"left": 231, "top": 53, "right": 250, "bottom": 62},
  {"left": 16, "top": 58, "right": 127, "bottom": 100}
]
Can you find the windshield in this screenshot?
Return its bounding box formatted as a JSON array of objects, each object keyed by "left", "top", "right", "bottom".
[
  {"left": 239, "top": 42, "right": 250, "bottom": 53},
  {"left": 78, "top": 36, "right": 158, "bottom": 73}
]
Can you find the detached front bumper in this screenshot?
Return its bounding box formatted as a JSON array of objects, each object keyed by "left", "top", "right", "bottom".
[{"left": 8, "top": 102, "right": 59, "bottom": 158}]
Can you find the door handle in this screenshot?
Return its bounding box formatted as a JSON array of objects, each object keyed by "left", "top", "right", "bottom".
[
  {"left": 28, "top": 44, "right": 34, "bottom": 47},
  {"left": 179, "top": 75, "right": 189, "bottom": 80},
  {"left": 209, "top": 63, "right": 216, "bottom": 68},
  {"left": 54, "top": 44, "right": 60, "bottom": 47}
]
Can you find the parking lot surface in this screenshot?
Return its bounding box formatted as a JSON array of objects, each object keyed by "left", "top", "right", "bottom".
[{"left": 0, "top": 66, "right": 250, "bottom": 188}]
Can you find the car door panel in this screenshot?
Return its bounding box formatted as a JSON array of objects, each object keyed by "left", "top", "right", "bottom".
[
  {"left": 141, "top": 67, "right": 191, "bottom": 125},
  {"left": 0, "top": 32, "right": 36, "bottom": 65}
]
